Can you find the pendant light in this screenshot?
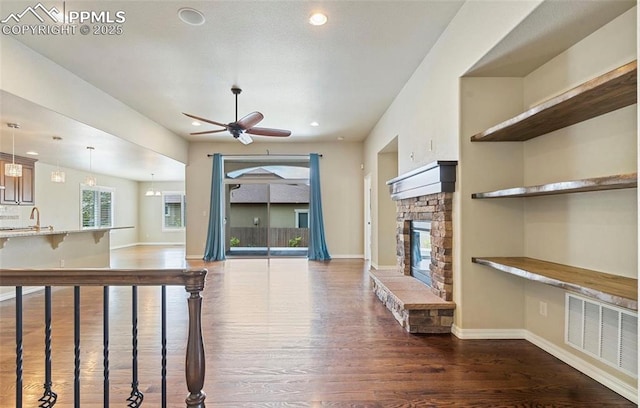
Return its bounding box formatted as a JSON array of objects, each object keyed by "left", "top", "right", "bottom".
[
  {"left": 5, "top": 123, "right": 22, "bottom": 177},
  {"left": 84, "top": 146, "right": 96, "bottom": 186},
  {"left": 145, "top": 173, "right": 161, "bottom": 196},
  {"left": 50, "top": 136, "right": 66, "bottom": 183}
]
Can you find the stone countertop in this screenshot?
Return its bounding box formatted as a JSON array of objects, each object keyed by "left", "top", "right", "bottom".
[{"left": 0, "top": 226, "right": 134, "bottom": 239}]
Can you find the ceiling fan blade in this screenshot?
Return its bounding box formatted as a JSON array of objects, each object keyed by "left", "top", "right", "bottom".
[
  {"left": 183, "top": 112, "right": 228, "bottom": 128},
  {"left": 190, "top": 129, "right": 228, "bottom": 135},
  {"left": 235, "top": 111, "right": 264, "bottom": 130},
  {"left": 246, "top": 127, "right": 292, "bottom": 137}
]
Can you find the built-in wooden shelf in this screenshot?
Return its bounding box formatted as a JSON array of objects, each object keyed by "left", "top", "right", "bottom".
[
  {"left": 472, "top": 257, "right": 637, "bottom": 310},
  {"left": 470, "top": 60, "right": 637, "bottom": 142},
  {"left": 472, "top": 173, "right": 637, "bottom": 199}
]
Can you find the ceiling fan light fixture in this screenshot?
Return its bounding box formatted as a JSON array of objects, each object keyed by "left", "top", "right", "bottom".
[
  {"left": 191, "top": 121, "right": 201, "bottom": 126},
  {"left": 309, "top": 12, "right": 328, "bottom": 26},
  {"left": 237, "top": 133, "right": 253, "bottom": 145},
  {"left": 178, "top": 7, "right": 205, "bottom": 26}
]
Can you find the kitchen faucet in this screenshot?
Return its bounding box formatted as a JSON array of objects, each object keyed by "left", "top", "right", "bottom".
[{"left": 30, "top": 206, "right": 40, "bottom": 231}]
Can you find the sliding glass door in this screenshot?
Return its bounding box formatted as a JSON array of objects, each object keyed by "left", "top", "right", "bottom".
[{"left": 224, "top": 164, "right": 309, "bottom": 258}]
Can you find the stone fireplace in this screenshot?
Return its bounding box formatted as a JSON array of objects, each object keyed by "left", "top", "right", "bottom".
[
  {"left": 397, "top": 192, "right": 453, "bottom": 301},
  {"left": 370, "top": 161, "right": 457, "bottom": 333}
]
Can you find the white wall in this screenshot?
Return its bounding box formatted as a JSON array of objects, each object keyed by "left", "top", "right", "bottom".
[
  {"left": 185, "top": 141, "right": 363, "bottom": 259},
  {"left": 0, "top": 36, "right": 187, "bottom": 163},
  {"left": 0, "top": 162, "right": 140, "bottom": 246},
  {"left": 138, "top": 180, "right": 186, "bottom": 245}
]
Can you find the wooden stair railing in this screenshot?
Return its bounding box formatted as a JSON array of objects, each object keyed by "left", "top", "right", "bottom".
[{"left": 0, "top": 268, "right": 207, "bottom": 408}]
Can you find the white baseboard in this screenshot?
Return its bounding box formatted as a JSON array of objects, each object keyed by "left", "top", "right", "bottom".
[
  {"left": 331, "top": 254, "right": 364, "bottom": 259},
  {"left": 371, "top": 263, "right": 397, "bottom": 271},
  {"left": 0, "top": 286, "right": 44, "bottom": 302},
  {"left": 451, "top": 325, "right": 637, "bottom": 403},
  {"left": 111, "top": 242, "right": 185, "bottom": 250}
]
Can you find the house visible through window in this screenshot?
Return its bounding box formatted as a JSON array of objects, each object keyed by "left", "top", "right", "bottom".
[
  {"left": 81, "top": 186, "right": 114, "bottom": 229},
  {"left": 163, "top": 192, "right": 186, "bottom": 230},
  {"left": 295, "top": 209, "right": 309, "bottom": 228}
]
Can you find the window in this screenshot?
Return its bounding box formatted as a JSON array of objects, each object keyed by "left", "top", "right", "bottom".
[
  {"left": 163, "top": 192, "right": 186, "bottom": 230},
  {"left": 294, "top": 209, "right": 308, "bottom": 228},
  {"left": 81, "top": 186, "right": 114, "bottom": 229}
]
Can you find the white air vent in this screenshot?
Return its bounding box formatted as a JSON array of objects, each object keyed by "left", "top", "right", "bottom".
[{"left": 565, "top": 294, "right": 637, "bottom": 378}]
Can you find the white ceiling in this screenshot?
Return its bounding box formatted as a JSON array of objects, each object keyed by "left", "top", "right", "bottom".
[
  {"left": 0, "top": 0, "right": 465, "bottom": 181},
  {"left": 0, "top": 1, "right": 634, "bottom": 181}
]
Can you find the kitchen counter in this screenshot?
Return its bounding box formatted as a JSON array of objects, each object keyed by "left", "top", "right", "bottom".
[
  {"left": 0, "top": 226, "right": 134, "bottom": 301},
  {"left": 0, "top": 225, "right": 133, "bottom": 239}
]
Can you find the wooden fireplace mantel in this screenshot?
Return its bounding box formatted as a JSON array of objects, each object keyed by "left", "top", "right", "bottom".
[{"left": 387, "top": 160, "right": 458, "bottom": 201}]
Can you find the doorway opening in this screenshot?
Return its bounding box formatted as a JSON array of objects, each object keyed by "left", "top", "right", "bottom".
[{"left": 224, "top": 159, "right": 310, "bottom": 258}]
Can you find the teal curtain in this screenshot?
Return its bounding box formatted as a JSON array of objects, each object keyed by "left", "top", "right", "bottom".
[
  {"left": 308, "top": 153, "right": 331, "bottom": 260},
  {"left": 203, "top": 153, "right": 226, "bottom": 261}
]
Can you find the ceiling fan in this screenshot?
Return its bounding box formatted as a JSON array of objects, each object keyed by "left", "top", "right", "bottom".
[{"left": 183, "top": 87, "right": 291, "bottom": 145}]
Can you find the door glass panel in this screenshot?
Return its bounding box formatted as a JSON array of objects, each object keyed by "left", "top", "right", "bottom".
[
  {"left": 269, "top": 183, "right": 308, "bottom": 257},
  {"left": 227, "top": 183, "right": 268, "bottom": 257}
]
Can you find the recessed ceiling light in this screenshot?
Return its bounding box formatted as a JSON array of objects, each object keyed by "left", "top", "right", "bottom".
[
  {"left": 26, "top": 151, "right": 39, "bottom": 156},
  {"left": 178, "top": 7, "right": 205, "bottom": 26},
  {"left": 192, "top": 121, "right": 201, "bottom": 126},
  {"left": 310, "top": 121, "right": 319, "bottom": 127},
  {"left": 309, "top": 12, "right": 327, "bottom": 26},
  {"left": 337, "top": 136, "right": 344, "bottom": 141}
]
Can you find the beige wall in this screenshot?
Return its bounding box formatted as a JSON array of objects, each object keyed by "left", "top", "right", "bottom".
[
  {"left": 519, "top": 8, "right": 637, "bottom": 388},
  {"left": 138, "top": 180, "right": 186, "bottom": 245},
  {"left": 376, "top": 151, "right": 397, "bottom": 268},
  {"left": 363, "top": 0, "right": 542, "bottom": 268},
  {"left": 185, "top": 141, "right": 363, "bottom": 259},
  {"left": 459, "top": 6, "right": 637, "bottom": 392}
]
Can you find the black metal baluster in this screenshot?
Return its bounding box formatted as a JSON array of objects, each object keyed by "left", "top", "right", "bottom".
[
  {"left": 126, "top": 286, "right": 143, "bottom": 407},
  {"left": 103, "top": 286, "right": 110, "bottom": 408},
  {"left": 161, "top": 285, "right": 167, "bottom": 408},
  {"left": 38, "top": 286, "right": 57, "bottom": 407},
  {"left": 74, "top": 286, "right": 80, "bottom": 408},
  {"left": 16, "top": 286, "right": 23, "bottom": 408}
]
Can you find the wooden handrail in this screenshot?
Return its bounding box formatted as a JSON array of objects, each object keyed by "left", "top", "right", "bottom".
[
  {"left": 0, "top": 267, "right": 208, "bottom": 408},
  {"left": 0, "top": 268, "right": 206, "bottom": 287}
]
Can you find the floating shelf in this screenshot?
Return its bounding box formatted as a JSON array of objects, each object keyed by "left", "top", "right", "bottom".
[
  {"left": 472, "top": 257, "right": 637, "bottom": 310},
  {"left": 472, "top": 173, "right": 637, "bottom": 199},
  {"left": 470, "top": 60, "right": 637, "bottom": 142}
]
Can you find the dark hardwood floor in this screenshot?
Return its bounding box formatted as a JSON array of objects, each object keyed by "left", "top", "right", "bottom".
[{"left": 0, "top": 246, "right": 635, "bottom": 407}]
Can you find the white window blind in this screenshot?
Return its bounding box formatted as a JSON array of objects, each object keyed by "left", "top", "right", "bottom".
[
  {"left": 163, "top": 192, "right": 185, "bottom": 230},
  {"left": 81, "top": 186, "right": 114, "bottom": 229}
]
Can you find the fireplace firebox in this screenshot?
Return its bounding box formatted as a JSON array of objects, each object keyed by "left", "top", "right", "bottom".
[{"left": 410, "top": 221, "right": 432, "bottom": 286}]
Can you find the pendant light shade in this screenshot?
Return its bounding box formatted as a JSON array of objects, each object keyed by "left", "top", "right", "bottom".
[
  {"left": 85, "top": 146, "right": 96, "bottom": 186},
  {"left": 145, "top": 173, "right": 161, "bottom": 196},
  {"left": 51, "top": 136, "right": 66, "bottom": 183},
  {"left": 5, "top": 123, "right": 22, "bottom": 177}
]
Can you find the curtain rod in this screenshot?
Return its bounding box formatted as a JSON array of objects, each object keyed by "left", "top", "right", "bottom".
[{"left": 207, "top": 154, "right": 322, "bottom": 158}]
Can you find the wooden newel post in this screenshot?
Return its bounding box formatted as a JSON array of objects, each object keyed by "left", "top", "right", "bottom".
[{"left": 184, "top": 269, "right": 207, "bottom": 408}]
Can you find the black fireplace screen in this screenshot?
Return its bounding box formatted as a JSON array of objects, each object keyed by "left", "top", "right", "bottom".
[{"left": 410, "top": 221, "right": 432, "bottom": 286}]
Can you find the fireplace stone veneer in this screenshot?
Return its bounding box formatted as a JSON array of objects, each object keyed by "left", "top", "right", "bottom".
[
  {"left": 397, "top": 192, "right": 453, "bottom": 301},
  {"left": 370, "top": 161, "right": 457, "bottom": 334}
]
